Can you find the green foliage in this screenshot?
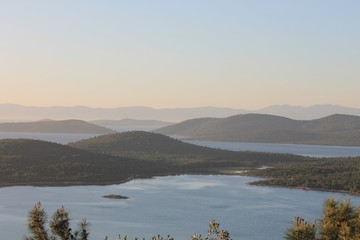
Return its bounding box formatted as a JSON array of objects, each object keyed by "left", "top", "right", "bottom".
[
  {"left": 320, "top": 198, "right": 360, "bottom": 240},
  {"left": 284, "top": 198, "right": 360, "bottom": 240},
  {"left": 191, "top": 220, "right": 231, "bottom": 240},
  {"left": 248, "top": 157, "right": 360, "bottom": 195},
  {"left": 50, "top": 206, "right": 72, "bottom": 240},
  {"left": 284, "top": 217, "right": 316, "bottom": 240},
  {"left": 26, "top": 204, "right": 230, "bottom": 240},
  {"left": 26, "top": 202, "right": 49, "bottom": 240},
  {"left": 25, "top": 202, "right": 89, "bottom": 240},
  {"left": 25, "top": 199, "right": 360, "bottom": 240}
]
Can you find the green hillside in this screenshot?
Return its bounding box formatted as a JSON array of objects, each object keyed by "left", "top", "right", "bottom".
[
  {"left": 0, "top": 134, "right": 303, "bottom": 187},
  {"left": 248, "top": 156, "right": 360, "bottom": 195},
  {"left": 2, "top": 132, "right": 360, "bottom": 195},
  {"left": 70, "top": 131, "right": 306, "bottom": 167},
  {"left": 70, "top": 131, "right": 212, "bottom": 155},
  {"left": 0, "top": 119, "right": 115, "bottom": 134},
  {"left": 155, "top": 114, "right": 360, "bottom": 146},
  {"left": 0, "top": 139, "right": 151, "bottom": 186},
  {"left": 0, "top": 135, "right": 305, "bottom": 187}
]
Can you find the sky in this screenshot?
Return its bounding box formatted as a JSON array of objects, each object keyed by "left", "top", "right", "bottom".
[{"left": 0, "top": 0, "right": 359, "bottom": 110}]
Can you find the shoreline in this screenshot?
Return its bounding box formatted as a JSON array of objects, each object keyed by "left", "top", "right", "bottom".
[
  {"left": 247, "top": 180, "right": 360, "bottom": 196},
  {"left": 1, "top": 173, "right": 359, "bottom": 197}
]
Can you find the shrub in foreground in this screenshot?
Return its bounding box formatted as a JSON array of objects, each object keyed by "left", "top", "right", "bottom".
[{"left": 24, "top": 203, "right": 231, "bottom": 240}]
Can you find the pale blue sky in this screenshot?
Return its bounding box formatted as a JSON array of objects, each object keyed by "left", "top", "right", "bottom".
[{"left": 0, "top": 1, "right": 359, "bottom": 109}]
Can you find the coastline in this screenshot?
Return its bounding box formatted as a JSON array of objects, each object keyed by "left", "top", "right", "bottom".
[
  {"left": 247, "top": 180, "right": 360, "bottom": 196},
  {"left": 1, "top": 172, "right": 359, "bottom": 197}
]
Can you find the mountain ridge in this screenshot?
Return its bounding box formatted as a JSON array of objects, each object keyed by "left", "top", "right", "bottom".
[
  {"left": 155, "top": 113, "right": 360, "bottom": 146},
  {"left": 2, "top": 103, "right": 360, "bottom": 122},
  {"left": 0, "top": 119, "right": 115, "bottom": 134}
]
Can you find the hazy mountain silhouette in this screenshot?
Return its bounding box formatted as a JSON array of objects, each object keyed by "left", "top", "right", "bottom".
[
  {"left": 255, "top": 104, "right": 360, "bottom": 120},
  {"left": 1, "top": 103, "right": 360, "bottom": 122},
  {"left": 90, "top": 119, "right": 173, "bottom": 132},
  {"left": 155, "top": 114, "right": 360, "bottom": 146},
  {"left": 0, "top": 119, "right": 115, "bottom": 134}
]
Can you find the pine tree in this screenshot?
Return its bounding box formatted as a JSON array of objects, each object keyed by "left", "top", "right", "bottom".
[
  {"left": 284, "top": 216, "right": 316, "bottom": 240},
  {"left": 25, "top": 202, "right": 50, "bottom": 240},
  {"left": 25, "top": 202, "right": 89, "bottom": 240},
  {"left": 321, "top": 198, "right": 359, "bottom": 240},
  {"left": 284, "top": 198, "right": 360, "bottom": 240}
]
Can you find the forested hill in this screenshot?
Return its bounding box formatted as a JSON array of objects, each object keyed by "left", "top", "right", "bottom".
[
  {"left": 70, "top": 131, "right": 213, "bottom": 155},
  {"left": 70, "top": 131, "right": 305, "bottom": 165},
  {"left": 2, "top": 133, "right": 360, "bottom": 194},
  {"left": 0, "top": 119, "right": 115, "bottom": 134},
  {"left": 155, "top": 114, "right": 360, "bottom": 146},
  {"left": 0, "top": 135, "right": 304, "bottom": 187},
  {"left": 0, "top": 139, "right": 150, "bottom": 186}
]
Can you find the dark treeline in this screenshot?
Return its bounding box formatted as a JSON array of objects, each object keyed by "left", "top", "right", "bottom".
[{"left": 248, "top": 157, "right": 360, "bottom": 195}]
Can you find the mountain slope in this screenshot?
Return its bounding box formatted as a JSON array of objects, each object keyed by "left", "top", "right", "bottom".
[
  {"left": 0, "top": 139, "right": 149, "bottom": 186},
  {"left": 155, "top": 114, "right": 360, "bottom": 146},
  {"left": 70, "top": 131, "right": 214, "bottom": 155},
  {"left": 70, "top": 131, "right": 305, "bottom": 166},
  {"left": 0, "top": 119, "right": 115, "bottom": 134},
  {"left": 0, "top": 135, "right": 305, "bottom": 186}
]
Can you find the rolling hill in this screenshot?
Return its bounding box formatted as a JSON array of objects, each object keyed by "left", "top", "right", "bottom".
[
  {"left": 2, "top": 132, "right": 360, "bottom": 194},
  {"left": 0, "top": 139, "right": 150, "bottom": 186},
  {"left": 0, "top": 119, "right": 115, "bottom": 134},
  {"left": 155, "top": 114, "right": 360, "bottom": 146},
  {"left": 0, "top": 134, "right": 305, "bottom": 186},
  {"left": 70, "top": 131, "right": 305, "bottom": 166}
]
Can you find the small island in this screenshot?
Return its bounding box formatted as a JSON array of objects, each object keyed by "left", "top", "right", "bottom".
[{"left": 102, "top": 194, "right": 129, "bottom": 199}]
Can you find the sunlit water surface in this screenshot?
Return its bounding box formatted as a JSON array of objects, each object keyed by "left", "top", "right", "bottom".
[{"left": 1, "top": 175, "right": 360, "bottom": 240}]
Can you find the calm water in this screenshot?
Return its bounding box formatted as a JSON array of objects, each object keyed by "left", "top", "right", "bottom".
[
  {"left": 1, "top": 133, "right": 360, "bottom": 239},
  {"left": 1, "top": 175, "right": 360, "bottom": 240},
  {"left": 184, "top": 140, "right": 360, "bottom": 158},
  {"left": 0, "top": 132, "right": 99, "bottom": 144}
]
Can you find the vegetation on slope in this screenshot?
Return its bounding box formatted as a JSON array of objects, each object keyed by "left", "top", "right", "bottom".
[
  {"left": 155, "top": 114, "right": 360, "bottom": 146},
  {"left": 247, "top": 156, "right": 360, "bottom": 194},
  {"left": 0, "top": 139, "right": 155, "bottom": 186},
  {"left": 69, "top": 131, "right": 306, "bottom": 167},
  {"left": 72, "top": 131, "right": 360, "bottom": 195},
  {"left": 2, "top": 131, "right": 360, "bottom": 195},
  {"left": 0, "top": 135, "right": 304, "bottom": 186}
]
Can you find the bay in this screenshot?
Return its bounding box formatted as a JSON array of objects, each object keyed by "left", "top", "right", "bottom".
[
  {"left": 1, "top": 175, "right": 360, "bottom": 240},
  {"left": 184, "top": 140, "right": 360, "bottom": 158}
]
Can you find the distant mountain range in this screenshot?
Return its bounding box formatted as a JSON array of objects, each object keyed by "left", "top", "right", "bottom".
[
  {"left": 0, "top": 119, "right": 114, "bottom": 134},
  {"left": 2, "top": 103, "right": 360, "bottom": 122},
  {"left": 90, "top": 119, "right": 173, "bottom": 132},
  {"left": 155, "top": 114, "right": 360, "bottom": 146}
]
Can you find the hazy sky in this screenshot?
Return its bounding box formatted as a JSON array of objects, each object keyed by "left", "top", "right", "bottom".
[{"left": 1, "top": 1, "right": 359, "bottom": 109}]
